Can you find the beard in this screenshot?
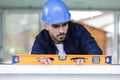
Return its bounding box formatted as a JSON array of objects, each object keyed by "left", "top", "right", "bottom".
[{"left": 52, "top": 33, "right": 66, "bottom": 43}]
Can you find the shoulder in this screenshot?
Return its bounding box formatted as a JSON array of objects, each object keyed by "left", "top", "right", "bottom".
[
  {"left": 34, "top": 29, "right": 51, "bottom": 48},
  {"left": 68, "top": 21, "right": 87, "bottom": 31},
  {"left": 68, "top": 21, "right": 89, "bottom": 34},
  {"left": 68, "top": 20, "right": 83, "bottom": 27},
  {"left": 36, "top": 29, "right": 50, "bottom": 40}
]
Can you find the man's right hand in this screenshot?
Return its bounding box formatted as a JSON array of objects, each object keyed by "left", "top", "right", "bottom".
[
  {"left": 36, "top": 57, "right": 53, "bottom": 64},
  {"left": 70, "top": 57, "right": 88, "bottom": 64}
]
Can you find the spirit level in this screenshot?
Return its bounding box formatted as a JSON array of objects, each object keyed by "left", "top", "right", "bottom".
[{"left": 12, "top": 54, "right": 112, "bottom": 65}]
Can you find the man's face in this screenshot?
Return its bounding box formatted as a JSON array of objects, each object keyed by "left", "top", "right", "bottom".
[{"left": 44, "top": 22, "right": 69, "bottom": 44}]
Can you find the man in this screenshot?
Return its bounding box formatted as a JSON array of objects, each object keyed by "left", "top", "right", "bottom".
[{"left": 31, "top": 0, "right": 103, "bottom": 64}]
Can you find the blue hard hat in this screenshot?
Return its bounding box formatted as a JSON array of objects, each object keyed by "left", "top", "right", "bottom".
[{"left": 41, "top": 0, "right": 71, "bottom": 24}]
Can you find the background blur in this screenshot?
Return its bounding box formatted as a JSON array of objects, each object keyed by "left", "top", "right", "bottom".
[{"left": 0, "top": 0, "right": 120, "bottom": 64}]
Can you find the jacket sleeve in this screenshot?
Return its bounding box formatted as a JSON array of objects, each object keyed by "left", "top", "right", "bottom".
[
  {"left": 79, "top": 25, "right": 103, "bottom": 55},
  {"left": 31, "top": 36, "right": 46, "bottom": 54}
]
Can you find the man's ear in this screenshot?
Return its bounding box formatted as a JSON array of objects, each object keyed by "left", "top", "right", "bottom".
[{"left": 43, "top": 23, "right": 48, "bottom": 31}]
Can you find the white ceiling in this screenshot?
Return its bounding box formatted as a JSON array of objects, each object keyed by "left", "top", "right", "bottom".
[{"left": 0, "top": 0, "right": 120, "bottom": 10}]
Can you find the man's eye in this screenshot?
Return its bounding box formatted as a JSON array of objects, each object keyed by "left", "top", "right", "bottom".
[
  {"left": 62, "top": 22, "right": 68, "bottom": 26},
  {"left": 52, "top": 25, "right": 59, "bottom": 28}
]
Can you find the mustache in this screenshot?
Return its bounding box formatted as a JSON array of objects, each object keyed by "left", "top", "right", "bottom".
[{"left": 57, "top": 33, "right": 66, "bottom": 37}]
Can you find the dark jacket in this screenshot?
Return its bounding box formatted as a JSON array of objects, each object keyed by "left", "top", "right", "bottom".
[{"left": 31, "top": 21, "right": 103, "bottom": 55}]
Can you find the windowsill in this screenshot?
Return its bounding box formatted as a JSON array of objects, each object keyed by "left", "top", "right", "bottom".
[{"left": 0, "top": 65, "right": 120, "bottom": 74}]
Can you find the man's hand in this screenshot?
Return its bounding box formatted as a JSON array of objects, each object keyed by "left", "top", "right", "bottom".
[
  {"left": 36, "top": 57, "right": 88, "bottom": 65},
  {"left": 36, "top": 57, "right": 53, "bottom": 64},
  {"left": 70, "top": 58, "right": 88, "bottom": 64}
]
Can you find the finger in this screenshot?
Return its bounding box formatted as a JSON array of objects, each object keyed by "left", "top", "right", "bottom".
[
  {"left": 84, "top": 59, "right": 88, "bottom": 62},
  {"left": 36, "top": 57, "right": 44, "bottom": 62},
  {"left": 71, "top": 59, "right": 81, "bottom": 64},
  {"left": 76, "top": 59, "right": 84, "bottom": 64},
  {"left": 36, "top": 58, "right": 41, "bottom": 62},
  {"left": 47, "top": 58, "right": 52, "bottom": 64},
  {"left": 76, "top": 59, "right": 80, "bottom": 64},
  {"left": 43, "top": 58, "right": 48, "bottom": 64},
  {"left": 79, "top": 59, "right": 84, "bottom": 64},
  {"left": 70, "top": 59, "right": 75, "bottom": 62},
  {"left": 37, "top": 58, "right": 48, "bottom": 64}
]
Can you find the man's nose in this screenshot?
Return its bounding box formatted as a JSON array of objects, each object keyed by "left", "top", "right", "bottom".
[{"left": 59, "top": 26, "right": 64, "bottom": 33}]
